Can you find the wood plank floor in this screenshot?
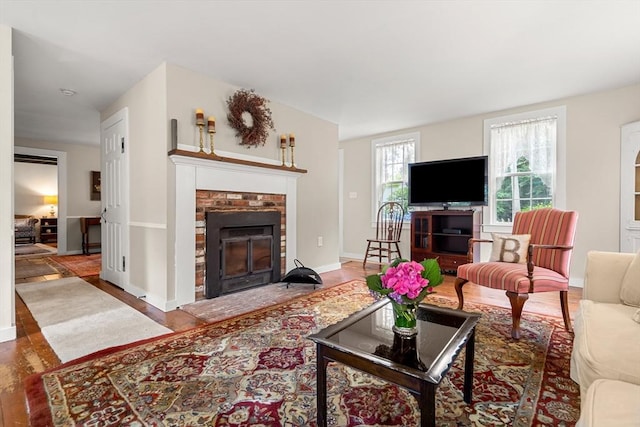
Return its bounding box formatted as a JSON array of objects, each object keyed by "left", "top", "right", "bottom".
[{"left": 1, "top": 259, "right": 582, "bottom": 426}]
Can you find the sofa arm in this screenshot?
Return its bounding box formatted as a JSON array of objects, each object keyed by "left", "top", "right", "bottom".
[{"left": 583, "top": 251, "right": 635, "bottom": 303}]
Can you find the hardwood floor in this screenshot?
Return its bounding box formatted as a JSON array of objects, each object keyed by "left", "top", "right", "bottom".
[{"left": 1, "top": 260, "right": 582, "bottom": 426}]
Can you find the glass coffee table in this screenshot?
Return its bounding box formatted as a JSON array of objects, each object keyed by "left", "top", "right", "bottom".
[{"left": 309, "top": 298, "right": 481, "bottom": 427}]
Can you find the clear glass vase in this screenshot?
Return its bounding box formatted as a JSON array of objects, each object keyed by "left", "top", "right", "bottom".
[{"left": 391, "top": 301, "right": 418, "bottom": 337}]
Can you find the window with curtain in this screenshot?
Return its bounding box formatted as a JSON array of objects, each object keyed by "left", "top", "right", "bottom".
[
  {"left": 371, "top": 132, "right": 419, "bottom": 220},
  {"left": 486, "top": 107, "right": 565, "bottom": 224}
]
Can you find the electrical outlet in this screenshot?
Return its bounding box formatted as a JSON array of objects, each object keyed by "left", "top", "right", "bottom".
[{"left": 317, "top": 236, "right": 323, "bottom": 247}]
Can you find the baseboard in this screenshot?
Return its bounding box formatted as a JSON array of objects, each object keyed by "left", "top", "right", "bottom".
[
  {"left": 570, "top": 277, "right": 584, "bottom": 288},
  {"left": 340, "top": 252, "right": 363, "bottom": 260},
  {"left": 313, "top": 262, "right": 342, "bottom": 274},
  {"left": 142, "top": 293, "right": 178, "bottom": 313},
  {"left": 0, "top": 325, "right": 16, "bottom": 343},
  {"left": 123, "top": 282, "right": 146, "bottom": 298},
  {"left": 123, "top": 282, "right": 177, "bottom": 313},
  {"left": 58, "top": 249, "right": 83, "bottom": 255}
]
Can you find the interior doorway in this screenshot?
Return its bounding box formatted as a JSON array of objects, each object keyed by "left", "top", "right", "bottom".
[{"left": 13, "top": 146, "right": 67, "bottom": 254}]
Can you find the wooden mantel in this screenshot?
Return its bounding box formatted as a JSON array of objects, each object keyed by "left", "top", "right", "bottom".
[{"left": 168, "top": 149, "right": 307, "bottom": 174}]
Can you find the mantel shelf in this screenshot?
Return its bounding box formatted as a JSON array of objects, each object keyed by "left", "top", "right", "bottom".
[{"left": 168, "top": 149, "right": 307, "bottom": 174}]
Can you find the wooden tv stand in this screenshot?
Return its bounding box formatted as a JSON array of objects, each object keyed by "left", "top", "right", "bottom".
[{"left": 410, "top": 210, "right": 481, "bottom": 273}]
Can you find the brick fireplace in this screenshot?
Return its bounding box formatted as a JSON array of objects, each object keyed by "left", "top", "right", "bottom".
[
  {"left": 195, "top": 190, "right": 286, "bottom": 300},
  {"left": 170, "top": 150, "right": 304, "bottom": 308}
]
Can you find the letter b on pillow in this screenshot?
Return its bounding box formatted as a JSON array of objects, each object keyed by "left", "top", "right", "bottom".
[{"left": 489, "top": 234, "right": 531, "bottom": 264}]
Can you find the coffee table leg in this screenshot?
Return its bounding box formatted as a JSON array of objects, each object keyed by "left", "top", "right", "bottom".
[
  {"left": 316, "top": 345, "right": 328, "bottom": 427},
  {"left": 418, "top": 383, "right": 436, "bottom": 427},
  {"left": 463, "top": 329, "right": 475, "bottom": 404}
]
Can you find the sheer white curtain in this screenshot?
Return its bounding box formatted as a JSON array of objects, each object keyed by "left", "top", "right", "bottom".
[{"left": 490, "top": 116, "right": 556, "bottom": 213}]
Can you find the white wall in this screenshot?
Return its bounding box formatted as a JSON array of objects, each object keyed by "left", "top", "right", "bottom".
[
  {"left": 101, "top": 64, "right": 168, "bottom": 303},
  {"left": 14, "top": 162, "right": 58, "bottom": 219},
  {"left": 340, "top": 83, "right": 640, "bottom": 286},
  {"left": 101, "top": 62, "right": 340, "bottom": 310},
  {"left": 165, "top": 63, "right": 340, "bottom": 272},
  {"left": 0, "top": 25, "right": 15, "bottom": 342}
]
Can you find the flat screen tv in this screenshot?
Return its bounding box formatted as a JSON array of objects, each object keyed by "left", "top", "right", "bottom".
[{"left": 408, "top": 155, "right": 488, "bottom": 208}]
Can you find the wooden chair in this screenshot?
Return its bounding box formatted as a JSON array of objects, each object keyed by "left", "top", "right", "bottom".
[
  {"left": 455, "top": 208, "right": 578, "bottom": 339},
  {"left": 363, "top": 202, "right": 405, "bottom": 268}
]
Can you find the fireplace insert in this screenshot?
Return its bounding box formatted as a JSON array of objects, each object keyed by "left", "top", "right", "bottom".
[{"left": 205, "top": 210, "right": 281, "bottom": 298}]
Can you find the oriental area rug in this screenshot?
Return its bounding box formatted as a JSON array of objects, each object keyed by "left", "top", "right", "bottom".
[
  {"left": 24, "top": 280, "right": 580, "bottom": 426},
  {"left": 47, "top": 253, "right": 101, "bottom": 277}
]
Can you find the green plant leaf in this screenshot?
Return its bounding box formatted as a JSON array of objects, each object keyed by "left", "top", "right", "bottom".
[
  {"left": 365, "top": 274, "right": 387, "bottom": 295},
  {"left": 420, "top": 258, "right": 443, "bottom": 287}
]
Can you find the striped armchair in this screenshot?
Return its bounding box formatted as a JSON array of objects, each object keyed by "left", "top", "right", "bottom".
[{"left": 455, "top": 208, "right": 578, "bottom": 339}]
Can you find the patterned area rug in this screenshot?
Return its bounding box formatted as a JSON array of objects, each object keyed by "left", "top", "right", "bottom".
[
  {"left": 24, "top": 280, "right": 580, "bottom": 426},
  {"left": 14, "top": 258, "right": 59, "bottom": 279},
  {"left": 14, "top": 243, "right": 55, "bottom": 256},
  {"left": 47, "top": 253, "right": 101, "bottom": 277}
]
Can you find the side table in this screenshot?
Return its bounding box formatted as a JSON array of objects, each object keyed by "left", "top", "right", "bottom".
[
  {"left": 309, "top": 299, "right": 480, "bottom": 427},
  {"left": 80, "top": 216, "right": 101, "bottom": 254}
]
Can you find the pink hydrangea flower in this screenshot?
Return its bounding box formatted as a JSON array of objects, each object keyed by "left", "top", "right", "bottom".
[{"left": 381, "top": 260, "right": 430, "bottom": 302}]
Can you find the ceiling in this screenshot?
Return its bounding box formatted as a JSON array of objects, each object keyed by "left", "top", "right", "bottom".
[{"left": 2, "top": 1, "right": 640, "bottom": 145}]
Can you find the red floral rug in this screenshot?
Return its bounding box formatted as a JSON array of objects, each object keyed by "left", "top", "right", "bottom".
[
  {"left": 24, "top": 280, "right": 580, "bottom": 426},
  {"left": 47, "top": 253, "right": 100, "bottom": 277}
]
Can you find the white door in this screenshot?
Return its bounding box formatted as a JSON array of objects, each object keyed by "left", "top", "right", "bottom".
[
  {"left": 100, "top": 108, "right": 129, "bottom": 288},
  {"left": 620, "top": 120, "right": 640, "bottom": 253}
]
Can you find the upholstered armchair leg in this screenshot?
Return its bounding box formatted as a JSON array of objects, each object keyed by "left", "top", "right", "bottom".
[
  {"left": 454, "top": 278, "right": 468, "bottom": 310},
  {"left": 506, "top": 291, "right": 529, "bottom": 339},
  {"left": 559, "top": 290, "right": 573, "bottom": 333}
]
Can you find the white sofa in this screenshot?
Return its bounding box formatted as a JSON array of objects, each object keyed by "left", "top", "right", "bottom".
[
  {"left": 571, "top": 250, "right": 640, "bottom": 426},
  {"left": 576, "top": 379, "right": 640, "bottom": 427}
]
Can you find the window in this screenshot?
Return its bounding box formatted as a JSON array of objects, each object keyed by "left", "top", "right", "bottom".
[
  {"left": 371, "top": 132, "right": 419, "bottom": 220},
  {"left": 484, "top": 106, "right": 566, "bottom": 225}
]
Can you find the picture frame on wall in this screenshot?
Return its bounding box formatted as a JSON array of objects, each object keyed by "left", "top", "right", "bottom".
[{"left": 91, "top": 171, "right": 101, "bottom": 201}]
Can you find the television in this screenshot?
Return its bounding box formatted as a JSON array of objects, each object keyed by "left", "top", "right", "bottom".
[{"left": 408, "top": 155, "right": 488, "bottom": 208}]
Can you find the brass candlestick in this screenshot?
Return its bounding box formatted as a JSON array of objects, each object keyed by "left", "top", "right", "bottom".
[
  {"left": 207, "top": 116, "right": 216, "bottom": 156},
  {"left": 197, "top": 124, "right": 205, "bottom": 152},
  {"left": 290, "top": 145, "right": 295, "bottom": 168},
  {"left": 279, "top": 134, "right": 288, "bottom": 166},
  {"left": 289, "top": 133, "right": 296, "bottom": 168},
  {"left": 195, "top": 109, "right": 205, "bottom": 152}
]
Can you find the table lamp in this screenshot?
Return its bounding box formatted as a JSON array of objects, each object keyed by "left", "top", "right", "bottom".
[{"left": 44, "top": 195, "right": 58, "bottom": 217}]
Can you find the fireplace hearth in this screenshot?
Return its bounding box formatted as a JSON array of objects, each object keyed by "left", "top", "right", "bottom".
[{"left": 205, "top": 210, "right": 281, "bottom": 298}]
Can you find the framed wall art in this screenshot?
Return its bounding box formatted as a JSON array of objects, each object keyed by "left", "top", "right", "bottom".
[{"left": 91, "top": 171, "right": 101, "bottom": 201}]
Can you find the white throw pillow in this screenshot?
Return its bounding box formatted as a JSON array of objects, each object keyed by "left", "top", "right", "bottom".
[
  {"left": 633, "top": 309, "right": 640, "bottom": 324},
  {"left": 489, "top": 233, "right": 531, "bottom": 264},
  {"left": 621, "top": 251, "right": 640, "bottom": 307}
]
